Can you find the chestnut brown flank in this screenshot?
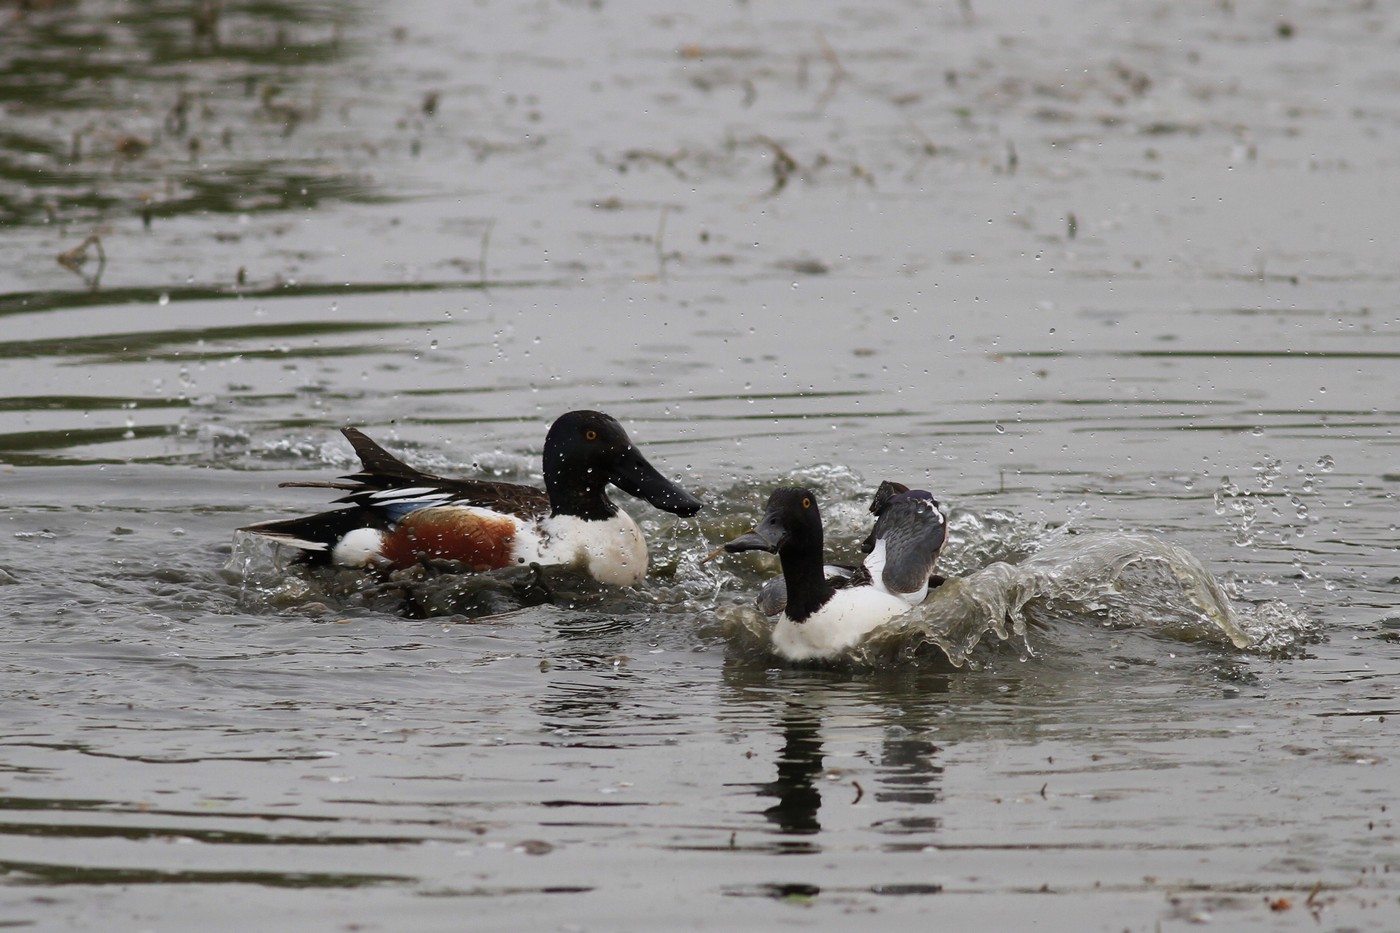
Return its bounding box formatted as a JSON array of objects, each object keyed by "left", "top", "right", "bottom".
[{"left": 380, "top": 508, "right": 519, "bottom": 570}]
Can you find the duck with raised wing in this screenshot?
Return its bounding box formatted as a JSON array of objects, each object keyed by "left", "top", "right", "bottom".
[
  {"left": 707, "top": 484, "right": 946, "bottom": 661},
  {"left": 749, "top": 480, "right": 947, "bottom": 617},
  {"left": 240, "top": 410, "right": 703, "bottom": 587}
]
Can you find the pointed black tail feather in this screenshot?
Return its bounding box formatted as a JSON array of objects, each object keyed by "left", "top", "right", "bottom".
[{"left": 341, "top": 427, "right": 441, "bottom": 486}]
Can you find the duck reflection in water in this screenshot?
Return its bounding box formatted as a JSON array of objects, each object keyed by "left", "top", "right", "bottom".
[
  {"left": 752, "top": 682, "right": 948, "bottom": 844},
  {"left": 757, "top": 708, "right": 826, "bottom": 836}
]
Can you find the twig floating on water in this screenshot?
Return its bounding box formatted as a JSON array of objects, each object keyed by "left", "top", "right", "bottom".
[
  {"left": 753, "top": 135, "right": 798, "bottom": 197},
  {"left": 57, "top": 233, "right": 106, "bottom": 292}
]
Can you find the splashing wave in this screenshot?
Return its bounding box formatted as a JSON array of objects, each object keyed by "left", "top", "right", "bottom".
[{"left": 720, "top": 529, "right": 1318, "bottom": 668}]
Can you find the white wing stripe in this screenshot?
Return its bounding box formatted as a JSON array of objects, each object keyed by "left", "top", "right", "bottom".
[{"left": 367, "top": 487, "right": 456, "bottom": 505}]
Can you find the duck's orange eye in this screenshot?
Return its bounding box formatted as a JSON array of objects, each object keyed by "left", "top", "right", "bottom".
[
  {"left": 802, "top": 497, "right": 812, "bottom": 509},
  {"left": 585, "top": 429, "right": 598, "bottom": 441}
]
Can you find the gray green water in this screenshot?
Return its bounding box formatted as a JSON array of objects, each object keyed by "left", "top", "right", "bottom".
[{"left": 2, "top": 0, "right": 1399, "bottom": 929}]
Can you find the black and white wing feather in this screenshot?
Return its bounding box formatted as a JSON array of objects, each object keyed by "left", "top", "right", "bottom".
[{"left": 860, "top": 490, "right": 945, "bottom": 604}]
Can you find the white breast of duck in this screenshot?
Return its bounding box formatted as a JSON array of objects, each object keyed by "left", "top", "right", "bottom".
[
  {"left": 534, "top": 512, "right": 649, "bottom": 586},
  {"left": 771, "top": 587, "right": 912, "bottom": 661}
]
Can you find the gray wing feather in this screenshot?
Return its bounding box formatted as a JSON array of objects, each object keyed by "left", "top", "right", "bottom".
[
  {"left": 756, "top": 578, "right": 788, "bottom": 617},
  {"left": 872, "top": 498, "right": 946, "bottom": 596}
]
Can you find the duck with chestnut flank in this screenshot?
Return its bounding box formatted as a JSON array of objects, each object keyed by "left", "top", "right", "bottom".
[
  {"left": 240, "top": 410, "right": 703, "bottom": 587},
  {"left": 707, "top": 484, "right": 946, "bottom": 661}
]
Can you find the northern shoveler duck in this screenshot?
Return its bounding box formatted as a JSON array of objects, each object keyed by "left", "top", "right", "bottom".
[
  {"left": 239, "top": 410, "right": 704, "bottom": 587},
  {"left": 706, "top": 483, "right": 946, "bottom": 661}
]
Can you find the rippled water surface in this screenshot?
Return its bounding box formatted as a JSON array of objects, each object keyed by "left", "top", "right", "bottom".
[{"left": 3, "top": 0, "right": 1400, "bottom": 929}]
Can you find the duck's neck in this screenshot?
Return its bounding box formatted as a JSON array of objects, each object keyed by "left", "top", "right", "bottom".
[
  {"left": 779, "top": 540, "right": 836, "bottom": 623},
  {"left": 545, "top": 477, "right": 618, "bottom": 521},
  {"left": 543, "top": 449, "right": 620, "bottom": 521}
]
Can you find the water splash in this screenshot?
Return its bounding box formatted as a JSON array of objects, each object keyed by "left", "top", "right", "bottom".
[
  {"left": 1231, "top": 599, "right": 1324, "bottom": 655},
  {"left": 721, "top": 532, "right": 1293, "bottom": 669},
  {"left": 939, "top": 505, "right": 1059, "bottom": 574}
]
